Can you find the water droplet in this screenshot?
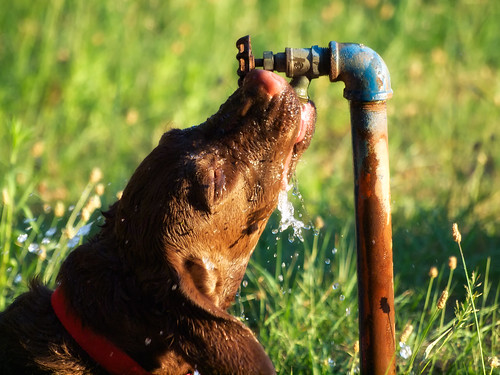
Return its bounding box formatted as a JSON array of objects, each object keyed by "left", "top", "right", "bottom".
[
  {"left": 17, "top": 233, "right": 28, "bottom": 243},
  {"left": 332, "top": 283, "right": 339, "bottom": 290},
  {"left": 328, "top": 357, "right": 336, "bottom": 367},
  {"left": 242, "top": 280, "right": 248, "bottom": 287},
  {"left": 325, "top": 258, "right": 331, "bottom": 265},
  {"left": 77, "top": 222, "right": 93, "bottom": 237},
  {"left": 14, "top": 274, "right": 22, "bottom": 284},
  {"left": 144, "top": 337, "right": 151, "bottom": 346},
  {"left": 399, "top": 342, "right": 412, "bottom": 359},
  {"left": 346, "top": 307, "right": 351, "bottom": 316},
  {"left": 281, "top": 262, "right": 286, "bottom": 268},
  {"left": 28, "top": 243, "right": 40, "bottom": 254},
  {"left": 278, "top": 275, "right": 283, "bottom": 282},
  {"left": 332, "top": 248, "right": 338, "bottom": 255},
  {"left": 68, "top": 235, "right": 81, "bottom": 249},
  {"left": 339, "top": 294, "right": 345, "bottom": 301},
  {"left": 172, "top": 284, "right": 178, "bottom": 291}
]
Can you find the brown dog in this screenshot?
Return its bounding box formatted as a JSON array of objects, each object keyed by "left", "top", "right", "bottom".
[{"left": 0, "top": 69, "right": 316, "bottom": 374}]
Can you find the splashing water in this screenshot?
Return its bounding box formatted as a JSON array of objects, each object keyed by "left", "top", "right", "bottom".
[
  {"left": 28, "top": 243, "right": 40, "bottom": 254},
  {"left": 17, "top": 233, "right": 28, "bottom": 244},
  {"left": 273, "top": 184, "right": 309, "bottom": 242},
  {"left": 67, "top": 222, "right": 94, "bottom": 249},
  {"left": 327, "top": 357, "right": 336, "bottom": 368},
  {"left": 399, "top": 342, "right": 412, "bottom": 359}
]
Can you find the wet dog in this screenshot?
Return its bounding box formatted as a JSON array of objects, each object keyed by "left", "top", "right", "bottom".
[{"left": 0, "top": 70, "right": 316, "bottom": 374}]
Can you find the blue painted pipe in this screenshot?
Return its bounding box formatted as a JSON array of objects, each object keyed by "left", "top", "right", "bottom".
[{"left": 329, "top": 42, "right": 393, "bottom": 102}]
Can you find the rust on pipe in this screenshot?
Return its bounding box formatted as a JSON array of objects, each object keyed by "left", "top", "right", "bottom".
[{"left": 350, "top": 100, "right": 395, "bottom": 374}]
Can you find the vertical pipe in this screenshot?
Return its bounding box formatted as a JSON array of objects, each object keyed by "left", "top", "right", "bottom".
[
  {"left": 329, "top": 42, "right": 395, "bottom": 374},
  {"left": 350, "top": 100, "right": 395, "bottom": 374}
]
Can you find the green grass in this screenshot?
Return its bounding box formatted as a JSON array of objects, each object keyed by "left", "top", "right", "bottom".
[{"left": 1, "top": 0, "right": 499, "bottom": 373}]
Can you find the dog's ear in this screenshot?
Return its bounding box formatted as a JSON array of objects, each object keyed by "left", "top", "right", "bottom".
[
  {"left": 183, "top": 258, "right": 219, "bottom": 302},
  {"left": 167, "top": 251, "right": 227, "bottom": 318}
]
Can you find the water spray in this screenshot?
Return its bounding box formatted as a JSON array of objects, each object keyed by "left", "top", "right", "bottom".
[{"left": 237, "top": 35, "right": 396, "bottom": 375}]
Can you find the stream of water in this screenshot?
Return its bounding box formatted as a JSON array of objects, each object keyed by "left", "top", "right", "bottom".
[{"left": 272, "top": 180, "right": 312, "bottom": 243}]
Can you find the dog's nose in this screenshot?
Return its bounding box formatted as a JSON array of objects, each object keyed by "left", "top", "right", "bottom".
[{"left": 242, "top": 69, "right": 287, "bottom": 98}]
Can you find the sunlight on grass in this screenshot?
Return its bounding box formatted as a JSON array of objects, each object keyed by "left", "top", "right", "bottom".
[{"left": 1, "top": 0, "right": 499, "bottom": 373}]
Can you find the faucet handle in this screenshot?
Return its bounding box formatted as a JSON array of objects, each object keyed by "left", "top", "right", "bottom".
[{"left": 236, "top": 35, "right": 256, "bottom": 86}]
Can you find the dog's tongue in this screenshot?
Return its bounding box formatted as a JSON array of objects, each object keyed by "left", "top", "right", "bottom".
[
  {"left": 281, "top": 101, "right": 315, "bottom": 189},
  {"left": 296, "top": 102, "right": 315, "bottom": 143}
]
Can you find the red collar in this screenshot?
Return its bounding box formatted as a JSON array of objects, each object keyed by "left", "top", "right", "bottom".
[{"left": 51, "top": 287, "right": 151, "bottom": 375}]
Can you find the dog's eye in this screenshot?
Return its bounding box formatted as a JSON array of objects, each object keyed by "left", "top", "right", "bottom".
[
  {"left": 208, "top": 166, "right": 226, "bottom": 203},
  {"left": 193, "top": 159, "right": 227, "bottom": 212}
]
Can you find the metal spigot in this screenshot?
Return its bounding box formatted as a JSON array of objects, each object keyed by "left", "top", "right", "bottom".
[
  {"left": 236, "top": 35, "right": 393, "bottom": 102},
  {"left": 236, "top": 35, "right": 327, "bottom": 101}
]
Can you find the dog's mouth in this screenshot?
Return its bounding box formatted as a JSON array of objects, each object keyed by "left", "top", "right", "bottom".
[
  {"left": 238, "top": 69, "right": 316, "bottom": 190},
  {"left": 281, "top": 100, "right": 316, "bottom": 189}
]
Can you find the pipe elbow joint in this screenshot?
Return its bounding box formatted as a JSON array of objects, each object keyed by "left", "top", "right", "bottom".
[{"left": 329, "top": 42, "right": 393, "bottom": 102}]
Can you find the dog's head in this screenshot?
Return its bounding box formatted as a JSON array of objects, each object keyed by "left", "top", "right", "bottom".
[{"left": 114, "top": 70, "right": 316, "bottom": 314}]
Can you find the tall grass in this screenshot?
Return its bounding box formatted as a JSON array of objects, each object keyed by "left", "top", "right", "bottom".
[
  {"left": 1, "top": 0, "right": 499, "bottom": 373},
  {"left": 238, "top": 215, "right": 499, "bottom": 374}
]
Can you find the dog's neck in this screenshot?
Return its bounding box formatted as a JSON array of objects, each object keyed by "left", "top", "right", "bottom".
[{"left": 51, "top": 287, "right": 151, "bottom": 374}]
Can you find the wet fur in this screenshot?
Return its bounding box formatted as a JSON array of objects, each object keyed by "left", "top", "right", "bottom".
[{"left": 0, "top": 72, "right": 315, "bottom": 374}]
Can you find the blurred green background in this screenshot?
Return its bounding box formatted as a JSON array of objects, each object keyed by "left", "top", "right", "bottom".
[
  {"left": 1, "top": 0, "right": 498, "bottom": 285},
  {"left": 1, "top": 0, "right": 499, "bottom": 372}
]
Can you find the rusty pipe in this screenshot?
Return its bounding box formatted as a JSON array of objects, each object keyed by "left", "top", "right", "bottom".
[
  {"left": 236, "top": 36, "right": 395, "bottom": 374},
  {"left": 332, "top": 43, "right": 395, "bottom": 375},
  {"left": 349, "top": 100, "right": 395, "bottom": 375}
]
